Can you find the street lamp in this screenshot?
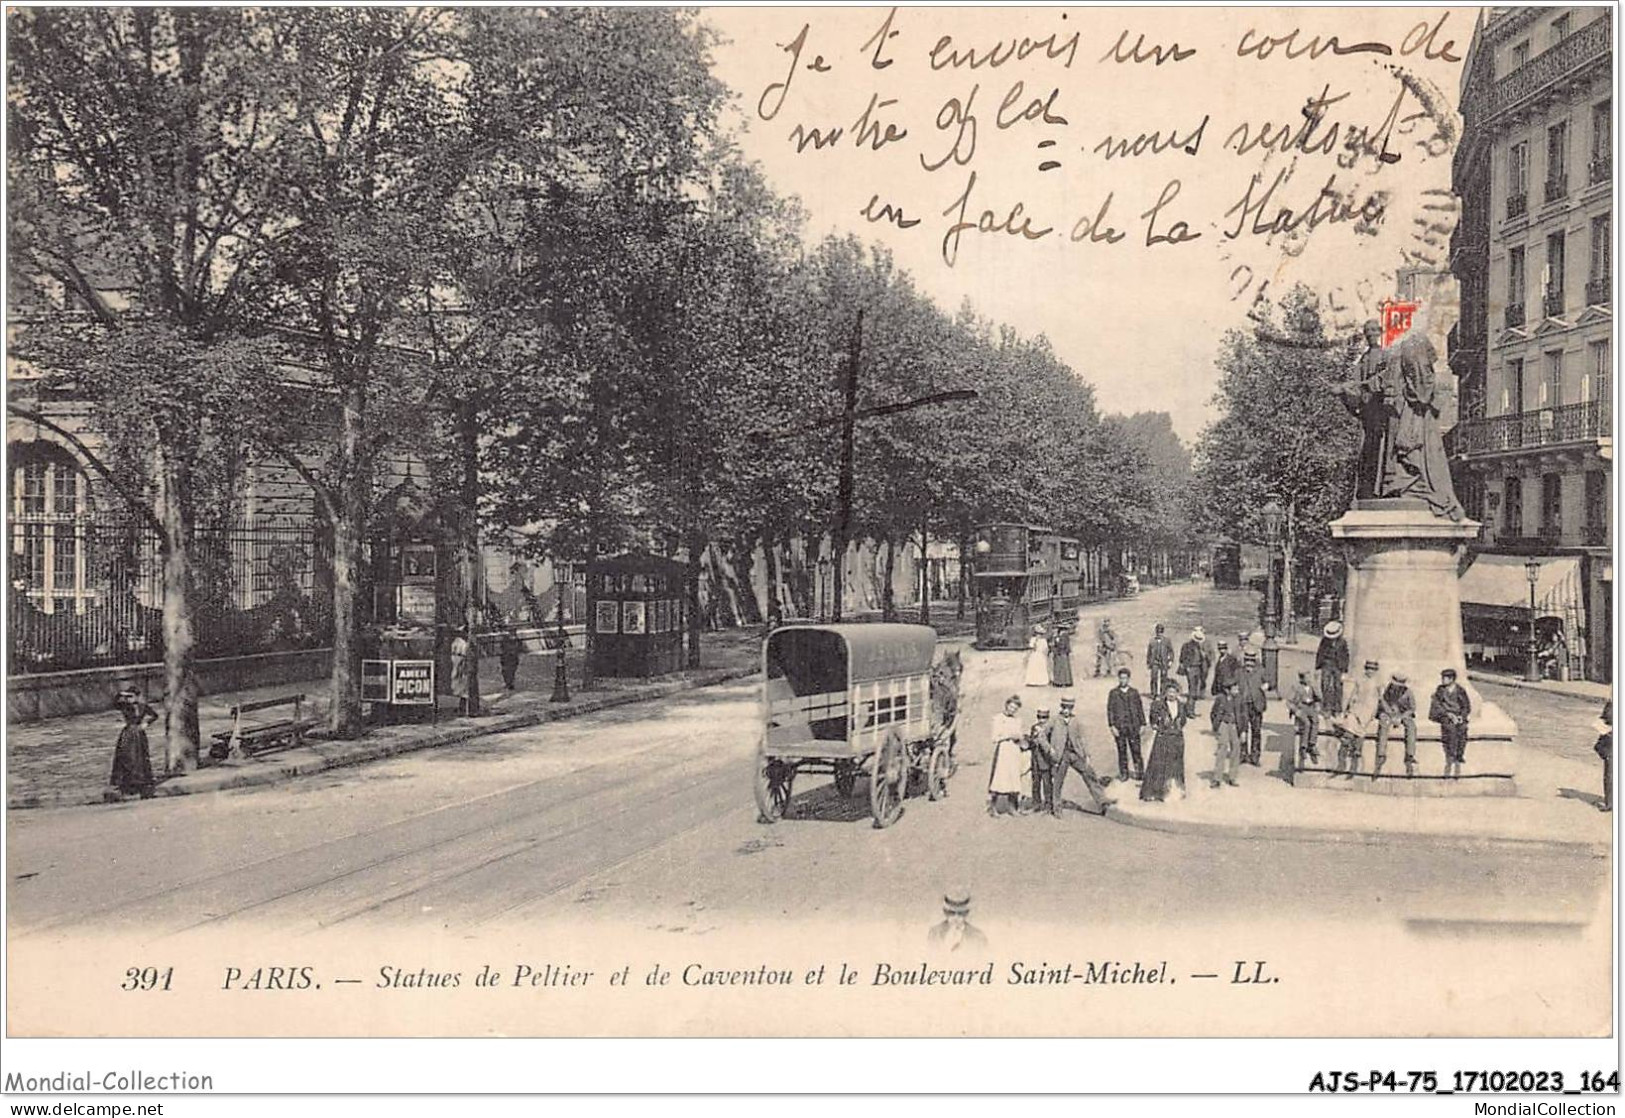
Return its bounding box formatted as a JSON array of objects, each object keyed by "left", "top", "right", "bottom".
[
  {"left": 1260, "top": 500, "right": 1284, "bottom": 635},
  {"left": 1524, "top": 558, "right": 1542, "bottom": 683},
  {"left": 551, "top": 565, "right": 571, "bottom": 703}
]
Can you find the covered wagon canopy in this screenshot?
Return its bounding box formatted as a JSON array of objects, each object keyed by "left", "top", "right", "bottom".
[{"left": 765, "top": 623, "right": 938, "bottom": 692}]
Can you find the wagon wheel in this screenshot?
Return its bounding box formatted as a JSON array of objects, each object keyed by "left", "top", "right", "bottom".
[
  {"left": 926, "top": 744, "right": 953, "bottom": 801},
  {"left": 834, "top": 760, "right": 858, "bottom": 798},
  {"left": 869, "top": 729, "right": 907, "bottom": 829},
  {"left": 753, "top": 755, "right": 795, "bottom": 823}
]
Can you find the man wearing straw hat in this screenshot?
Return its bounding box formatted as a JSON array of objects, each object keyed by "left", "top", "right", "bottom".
[
  {"left": 1374, "top": 670, "right": 1418, "bottom": 778},
  {"left": 1178, "top": 626, "right": 1212, "bottom": 704},
  {"left": 928, "top": 887, "right": 988, "bottom": 952},
  {"left": 1316, "top": 620, "right": 1350, "bottom": 720}
]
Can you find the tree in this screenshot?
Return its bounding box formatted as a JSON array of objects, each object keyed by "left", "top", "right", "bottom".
[
  {"left": 8, "top": 7, "right": 293, "bottom": 770},
  {"left": 1193, "top": 286, "right": 1363, "bottom": 626}
]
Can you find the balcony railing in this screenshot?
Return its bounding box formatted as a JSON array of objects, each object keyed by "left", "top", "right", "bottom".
[
  {"left": 1457, "top": 399, "right": 1612, "bottom": 455},
  {"left": 1507, "top": 193, "right": 1529, "bottom": 219},
  {"left": 1590, "top": 154, "right": 1612, "bottom": 185},
  {"left": 1544, "top": 175, "right": 1569, "bottom": 203},
  {"left": 1505, "top": 302, "right": 1526, "bottom": 328},
  {"left": 1543, "top": 289, "right": 1566, "bottom": 318},
  {"left": 1488, "top": 18, "right": 1612, "bottom": 122},
  {"left": 1587, "top": 275, "right": 1611, "bottom": 305}
]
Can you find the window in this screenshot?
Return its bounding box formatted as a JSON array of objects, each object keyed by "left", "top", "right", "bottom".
[
  {"left": 1508, "top": 141, "right": 1529, "bottom": 214},
  {"left": 1587, "top": 341, "right": 1610, "bottom": 401},
  {"left": 1584, "top": 470, "right": 1609, "bottom": 544},
  {"left": 1503, "top": 476, "right": 1524, "bottom": 537},
  {"left": 1513, "top": 40, "right": 1530, "bottom": 68},
  {"left": 1508, "top": 246, "right": 1526, "bottom": 320},
  {"left": 1551, "top": 13, "right": 1571, "bottom": 44},
  {"left": 1544, "top": 350, "right": 1564, "bottom": 407},
  {"left": 1546, "top": 120, "right": 1569, "bottom": 198},
  {"left": 1507, "top": 358, "right": 1526, "bottom": 415},
  {"left": 1590, "top": 215, "right": 1610, "bottom": 279},
  {"left": 1544, "top": 231, "right": 1566, "bottom": 314},
  {"left": 8, "top": 444, "right": 93, "bottom": 615},
  {"left": 1593, "top": 101, "right": 1612, "bottom": 164},
  {"left": 1541, "top": 473, "right": 1563, "bottom": 541}
]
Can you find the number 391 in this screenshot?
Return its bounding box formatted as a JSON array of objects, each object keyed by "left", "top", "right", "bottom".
[{"left": 121, "top": 966, "right": 174, "bottom": 991}]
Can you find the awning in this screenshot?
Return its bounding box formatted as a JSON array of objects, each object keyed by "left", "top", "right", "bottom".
[{"left": 1458, "top": 553, "right": 1581, "bottom": 618}]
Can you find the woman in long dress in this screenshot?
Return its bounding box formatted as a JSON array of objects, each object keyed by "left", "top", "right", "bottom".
[
  {"left": 1140, "top": 681, "right": 1187, "bottom": 803},
  {"left": 988, "top": 694, "right": 1029, "bottom": 815},
  {"left": 1049, "top": 624, "right": 1074, "bottom": 688},
  {"left": 108, "top": 689, "right": 158, "bottom": 800},
  {"left": 1023, "top": 623, "right": 1050, "bottom": 687}
]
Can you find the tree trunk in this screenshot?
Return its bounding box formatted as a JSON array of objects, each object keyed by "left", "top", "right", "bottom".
[
  {"left": 327, "top": 382, "right": 367, "bottom": 738},
  {"left": 1282, "top": 502, "right": 1297, "bottom": 642},
  {"left": 881, "top": 532, "right": 898, "bottom": 621},
  {"left": 957, "top": 525, "right": 970, "bottom": 620},
  {"left": 761, "top": 528, "right": 782, "bottom": 625},
  {"left": 458, "top": 396, "right": 482, "bottom": 716},
  {"left": 686, "top": 531, "right": 704, "bottom": 668},
  {"left": 918, "top": 513, "right": 931, "bottom": 626},
  {"left": 155, "top": 444, "right": 199, "bottom": 773}
]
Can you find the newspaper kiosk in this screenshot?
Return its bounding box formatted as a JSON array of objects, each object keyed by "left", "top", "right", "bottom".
[{"left": 587, "top": 553, "right": 685, "bottom": 678}]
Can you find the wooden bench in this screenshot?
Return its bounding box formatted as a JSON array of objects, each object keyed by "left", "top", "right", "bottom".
[{"left": 209, "top": 694, "right": 314, "bottom": 759}]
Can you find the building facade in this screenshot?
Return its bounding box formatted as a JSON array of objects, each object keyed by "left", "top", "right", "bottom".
[{"left": 1449, "top": 7, "right": 1613, "bottom": 682}]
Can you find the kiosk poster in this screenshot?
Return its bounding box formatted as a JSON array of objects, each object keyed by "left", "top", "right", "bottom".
[{"left": 2, "top": 3, "right": 1616, "bottom": 1098}]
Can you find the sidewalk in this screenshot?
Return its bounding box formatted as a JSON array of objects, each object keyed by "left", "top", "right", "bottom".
[
  {"left": 1468, "top": 670, "right": 1613, "bottom": 703},
  {"left": 6, "top": 630, "right": 764, "bottom": 810},
  {"left": 1106, "top": 709, "right": 1613, "bottom": 855}
]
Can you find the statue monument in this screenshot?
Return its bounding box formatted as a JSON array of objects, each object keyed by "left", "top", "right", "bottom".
[{"left": 1301, "top": 313, "right": 1517, "bottom": 795}]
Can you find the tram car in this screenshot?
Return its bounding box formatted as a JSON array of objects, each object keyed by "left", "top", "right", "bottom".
[{"left": 971, "top": 522, "right": 1057, "bottom": 650}]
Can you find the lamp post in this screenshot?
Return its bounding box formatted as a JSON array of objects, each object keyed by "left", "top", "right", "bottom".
[
  {"left": 1260, "top": 500, "right": 1284, "bottom": 636},
  {"left": 1260, "top": 499, "right": 1284, "bottom": 692},
  {"left": 1524, "top": 558, "right": 1542, "bottom": 683},
  {"left": 551, "top": 568, "right": 572, "bottom": 703}
]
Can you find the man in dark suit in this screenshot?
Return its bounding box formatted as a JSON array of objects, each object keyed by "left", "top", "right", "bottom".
[
  {"left": 1178, "top": 626, "right": 1211, "bottom": 705},
  {"left": 1209, "top": 681, "right": 1243, "bottom": 788},
  {"left": 1427, "top": 668, "right": 1472, "bottom": 779},
  {"left": 1028, "top": 707, "right": 1055, "bottom": 813},
  {"left": 1106, "top": 667, "right": 1146, "bottom": 781},
  {"left": 1145, "top": 623, "right": 1175, "bottom": 697},
  {"left": 1237, "top": 650, "right": 1269, "bottom": 765},
  {"left": 1211, "top": 639, "right": 1241, "bottom": 697}
]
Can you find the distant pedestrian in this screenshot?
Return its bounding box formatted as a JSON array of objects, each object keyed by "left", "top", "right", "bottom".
[
  {"left": 1427, "top": 668, "right": 1472, "bottom": 779},
  {"left": 1335, "top": 660, "right": 1381, "bottom": 775},
  {"left": 1287, "top": 670, "right": 1322, "bottom": 767},
  {"left": 1208, "top": 680, "right": 1243, "bottom": 788},
  {"left": 1238, "top": 649, "right": 1269, "bottom": 766},
  {"left": 499, "top": 626, "right": 521, "bottom": 691},
  {"left": 1145, "top": 622, "right": 1175, "bottom": 697},
  {"left": 1094, "top": 618, "right": 1118, "bottom": 677},
  {"left": 449, "top": 629, "right": 473, "bottom": 714},
  {"left": 108, "top": 688, "right": 158, "bottom": 801},
  {"left": 1140, "top": 681, "right": 1188, "bottom": 803},
  {"left": 1374, "top": 671, "right": 1417, "bottom": 778},
  {"left": 1179, "top": 626, "right": 1212, "bottom": 702},
  {"left": 1048, "top": 696, "right": 1114, "bottom": 816},
  {"left": 1023, "top": 623, "right": 1050, "bottom": 688},
  {"left": 1106, "top": 667, "right": 1146, "bottom": 781},
  {"left": 1594, "top": 700, "right": 1612, "bottom": 813},
  {"left": 1049, "top": 624, "right": 1074, "bottom": 688},
  {"left": 1316, "top": 621, "right": 1350, "bottom": 719},
  {"left": 988, "top": 695, "right": 1028, "bottom": 816},
  {"left": 1028, "top": 706, "right": 1055, "bottom": 813}
]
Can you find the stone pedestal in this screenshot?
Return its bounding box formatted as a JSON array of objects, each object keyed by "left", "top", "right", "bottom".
[{"left": 1312, "top": 500, "right": 1519, "bottom": 794}]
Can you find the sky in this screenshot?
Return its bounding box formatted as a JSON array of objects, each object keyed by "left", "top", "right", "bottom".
[{"left": 703, "top": 6, "right": 1478, "bottom": 441}]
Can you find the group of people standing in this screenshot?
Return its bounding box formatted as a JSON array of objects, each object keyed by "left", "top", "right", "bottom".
[
  {"left": 1298, "top": 621, "right": 1475, "bottom": 778},
  {"left": 1154, "top": 624, "right": 1271, "bottom": 789}
]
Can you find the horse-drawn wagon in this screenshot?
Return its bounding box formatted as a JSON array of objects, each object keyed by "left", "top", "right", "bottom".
[{"left": 755, "top": 623, "right": 962, "bottom": 828}]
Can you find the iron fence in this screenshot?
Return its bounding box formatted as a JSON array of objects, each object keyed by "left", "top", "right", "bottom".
[{"left": 8, "top": 517, "right": 333, "bottom": 674}]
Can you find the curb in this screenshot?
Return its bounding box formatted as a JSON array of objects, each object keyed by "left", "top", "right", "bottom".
[
  {"left": 1103, "top": 801, "right": 1611, "bottom": 857},
  {"left": 1468, "top": 672, "right": 1612, "bottom": 702},
  {"left": 9, "top": 666, "right": 761, "bottom": 811}
]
